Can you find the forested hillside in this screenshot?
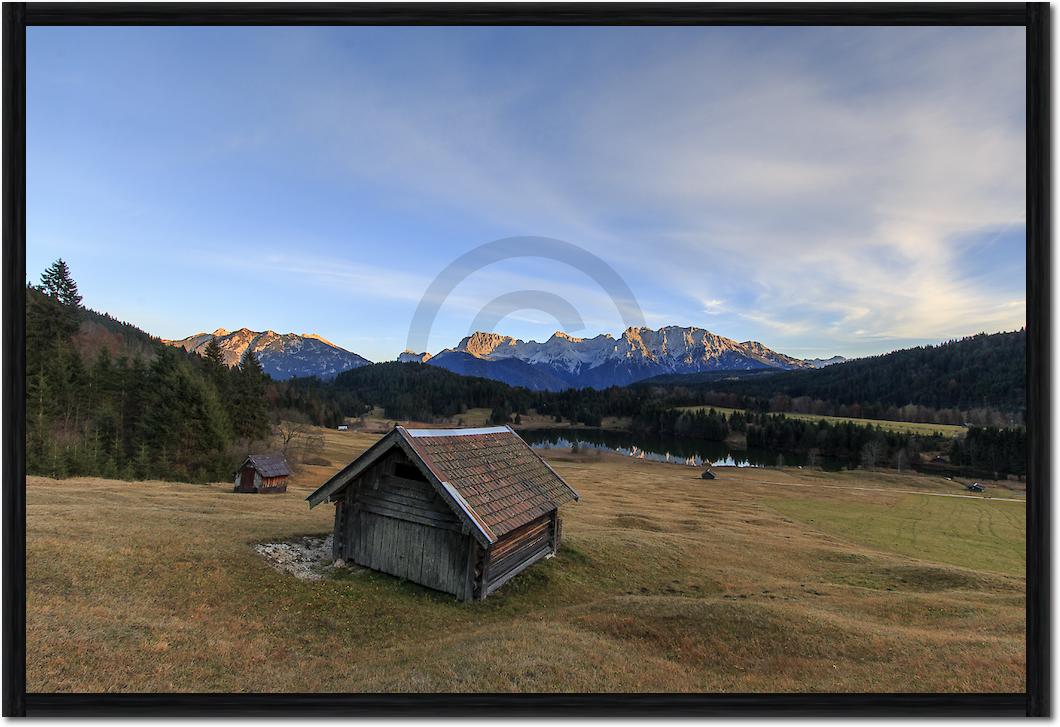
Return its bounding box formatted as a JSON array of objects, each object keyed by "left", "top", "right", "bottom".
[
  {"left": 26, "top": 263, "right": 275, "bottom": 482},
  {"left": 310, "top": 361, "right": 539, "bottom": 422},
  {"left": 297, "top": 361, "right": 687, "bottom": 426},
  {"left": 667, "top": 331, "right": 1026, "bottom": 424}
]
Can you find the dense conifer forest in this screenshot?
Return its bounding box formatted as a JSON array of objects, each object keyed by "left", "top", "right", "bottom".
[
  {"left": 26, "top": 262, "right": 333, "bottom": 481},
  {"left": 683, "top": 331, "right": 1027, "bottom": 423},
  {"left": 27, "top": 270, "right": 273, "bottom": 482},
  {"left": 949, "top": 426, "right": 1026, "bottom": 478}
]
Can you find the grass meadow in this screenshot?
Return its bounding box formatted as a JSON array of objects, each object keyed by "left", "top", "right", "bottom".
[
  {"left": 676, "top": 405, "right": 968, "bottom": 438},
  {"left": 27, "top": 427, "right": 1024, "bottom": 693}
]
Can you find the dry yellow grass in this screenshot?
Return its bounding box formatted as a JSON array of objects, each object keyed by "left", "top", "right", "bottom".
[{"left": 27, "top": 427, "right": 1025, "bottom": 693}]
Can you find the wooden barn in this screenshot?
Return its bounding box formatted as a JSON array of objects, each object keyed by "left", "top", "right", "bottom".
[
  {"left": 306, "top": 425, "right": 579, "bottom": 600},
  {"left": 234, "top": 454, "right": 291, "bottom": 493}
]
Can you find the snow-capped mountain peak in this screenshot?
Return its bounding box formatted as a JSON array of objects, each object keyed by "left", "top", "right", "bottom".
[
  {"left": 163, "top": 328, "right": 371, "bottom": 381},
  {"left": 423, "top": 325, "right": 814, "bottom": 390},
  {"left": 455, "top": 331, "right": 521, "bottom": 358},
  {"left": 398, "top": 350, "right": 432, "bottom": 363},
  {"left": 804, "top": 355, "right": 848, "bottom": 368}
]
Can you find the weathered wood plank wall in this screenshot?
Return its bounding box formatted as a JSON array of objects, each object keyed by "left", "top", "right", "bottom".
[
  {"left": 349, "top": 510, "right": 469, "bottom": 595},
  {"left": 481, "top": 513, "right": 555, "bottom": 598},
  {"left": 337, "top": 449, "right": 472, "bottom": 598}
]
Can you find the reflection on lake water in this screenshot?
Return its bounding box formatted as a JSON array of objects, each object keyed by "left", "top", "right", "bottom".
[{"left": 520, "top": 428, "right": 815, "bottom": 468}]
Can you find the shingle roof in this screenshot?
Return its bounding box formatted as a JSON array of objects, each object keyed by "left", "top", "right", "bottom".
[
  {"left": 244, "top": 453, "right": 291, "bottom": 478},
  {"left": 400, "top": 426, "right": 579, "bottom": 538},
  {"left": 305, "top": 426, "right": 578, "bottom": 543}
]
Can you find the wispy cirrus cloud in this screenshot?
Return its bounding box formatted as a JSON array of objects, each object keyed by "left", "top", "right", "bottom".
[{"left": 27, "top": 26, "right": 1025, "bottom": 360}]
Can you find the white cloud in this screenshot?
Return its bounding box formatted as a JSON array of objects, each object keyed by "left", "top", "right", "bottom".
[{"left": 184, "top": 27, "right": 1027, "bottom": 356}]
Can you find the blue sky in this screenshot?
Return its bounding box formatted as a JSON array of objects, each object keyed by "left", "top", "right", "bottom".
[{"left": 27, "top": 26, "right": 1025, "bottom": 361}]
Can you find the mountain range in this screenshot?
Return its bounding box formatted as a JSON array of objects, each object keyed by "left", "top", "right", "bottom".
[
  {"left": 404, "top": 326, "right": 832, "bottom": 391},
  {"left": 165, "top": 324, "right": 843, "bottom": 389},
  {"left": 163, "top": 328, "right": 371, "bottom": 381}
]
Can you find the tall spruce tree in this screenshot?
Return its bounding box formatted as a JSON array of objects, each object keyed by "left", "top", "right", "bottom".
[
  {"left": 39, "top": 258, "right": 83, "bottom": 308},
  {"left": 203, "top": 338, "right": 225, "bottom": 371},
  {"left": 233, "top": 350, "right": 270, "bottom": 445},
  {"left": 201, "top": 338, "right": 230, "bottom": 394}
]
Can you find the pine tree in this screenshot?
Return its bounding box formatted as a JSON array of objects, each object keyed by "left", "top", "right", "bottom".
[
  {"left": 201, "top": 338, "right": 231, "bottom": 403},
  {"left": 89, "top": 348, "right": 123, "bottom": 468},
  {"left": 121, "top": 356, "right": 148, "bottom": 464},
  {"left": 203, "top": 338, "right": 226, "bottom": 372},
  {"left": 139, "top": 348, "right": 182, "bottom": 478},
  {"left": 39, "top": 258, "right": 83, "bottom": 308},
  {"left": 180, "top": 369, "right": 231, "bottom": 480},
  {"left": 233, "top": 350, "right": 270, "bottom": 444},
  {"left": 489, "top": 403, "right": 511, "bottom": 425}
]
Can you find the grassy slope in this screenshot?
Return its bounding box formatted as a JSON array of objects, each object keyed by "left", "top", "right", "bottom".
[
  {"left": 27, "top": 428, "right": 1025, "bottom": 693},
  {"left": 676, "top": 405, "right": 968, "bottom": 438},
  {"left": 767, "top": 494, "right": 1024, "bottom": 577}
]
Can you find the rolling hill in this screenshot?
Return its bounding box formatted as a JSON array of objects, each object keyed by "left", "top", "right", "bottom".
[{"left": 672, "top": 330, "right": 1027, "bottom": 414}]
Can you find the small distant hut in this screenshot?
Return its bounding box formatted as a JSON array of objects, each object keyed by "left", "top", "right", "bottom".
[
  {"left": 234, "top": 454, "right": 291, "bottom": 494},
  {"left": 306, "top": 425, "right": 579, "bottom": 600}
]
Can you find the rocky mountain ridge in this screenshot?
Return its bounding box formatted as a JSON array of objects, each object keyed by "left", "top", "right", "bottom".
[
  {"left": 167, "top": 323, "right": 840, "bottom": 388},
  {"left": 417, "top": 325, "right": 819, "bottom": 390},
  {"left": 164, "top": 328, "right": 371, "bottom": 381}
]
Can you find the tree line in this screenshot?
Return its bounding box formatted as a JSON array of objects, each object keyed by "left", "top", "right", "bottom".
[
  {"left": 693, "top": 330, "right": 1026, "bottom": 423},
  {"left": 949, "top": 427, "right": 1026, "bottom": 478},
  {"left": 627, "top": 405, "right": 952, "bottom": 470}
]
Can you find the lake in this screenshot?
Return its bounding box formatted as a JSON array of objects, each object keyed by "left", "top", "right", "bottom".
[{"left": 521, "top": 428, "right": 829, "bottom": 469}]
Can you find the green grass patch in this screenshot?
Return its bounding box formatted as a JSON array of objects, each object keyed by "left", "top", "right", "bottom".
[
  {"left": 831, "top": 564, "right": 982, "bottom": 592},
  {"left": 677, "top": 406, "right": 967, "bottom": 438},
  {"left": 766, "top": 494, "right": 1025, "bottom": 577}
]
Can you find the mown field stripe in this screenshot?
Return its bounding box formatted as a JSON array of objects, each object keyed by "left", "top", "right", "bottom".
[{"left": 742, "top": 478, "right": 1026, "bottom": 503}]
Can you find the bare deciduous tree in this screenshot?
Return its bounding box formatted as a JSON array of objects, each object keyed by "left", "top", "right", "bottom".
[
  {"left": 274, "top": 410, "right": 310, "bottom": 458},
  {"left": 892, "top": 448, "right": 907, "bottom": 473},
  {"left": 300, "top": 432, "right": 325, "bottom": 461},
  {"left": 861, "top": 439, "right": 885, "bottom": 471}
]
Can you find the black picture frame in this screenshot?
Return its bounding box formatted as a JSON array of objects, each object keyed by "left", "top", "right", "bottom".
[{"left": 2, "top": 2, "right": 1049, "bottom": 717}]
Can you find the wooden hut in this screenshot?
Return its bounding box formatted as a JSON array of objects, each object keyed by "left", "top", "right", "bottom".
[
  {"left": 234, "top": 454, "right": 291, "bottom": 493},
  {"left": 306, "top": 426, "right": 579, "bottom": 600}
]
